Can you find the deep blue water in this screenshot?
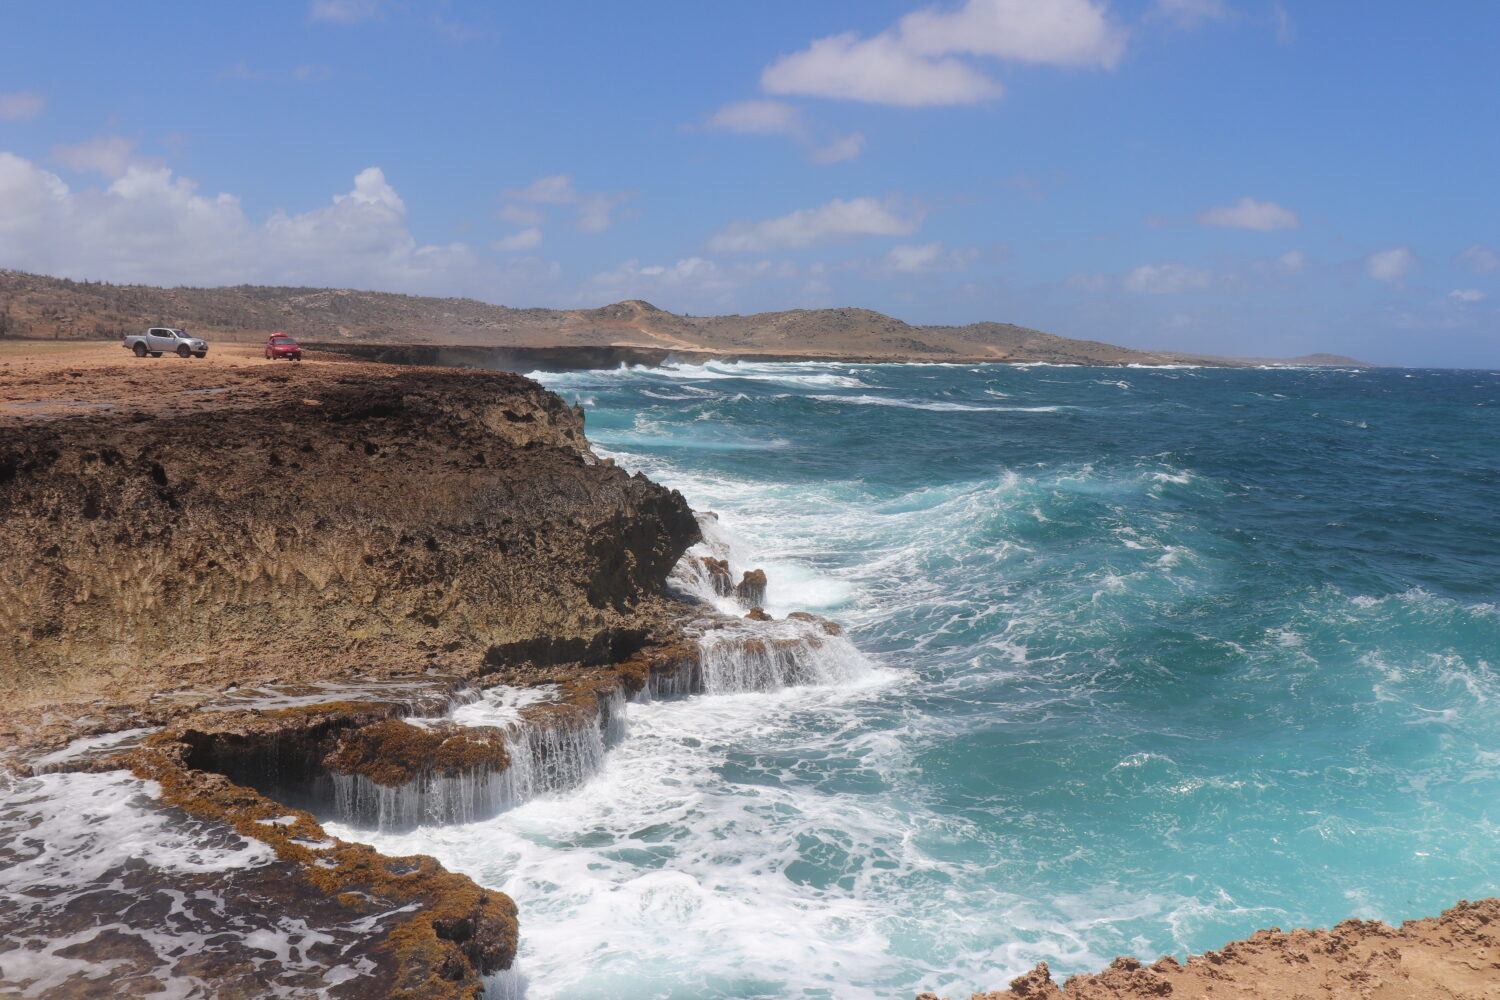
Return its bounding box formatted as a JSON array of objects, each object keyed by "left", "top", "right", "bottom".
[{"left": 376, "top": 361, "right": 1500, "bottom": 999}]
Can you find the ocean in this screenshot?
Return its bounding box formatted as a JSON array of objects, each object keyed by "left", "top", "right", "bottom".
[{"left": 335, "top": 361, "right": 1500, "bottom": 999}]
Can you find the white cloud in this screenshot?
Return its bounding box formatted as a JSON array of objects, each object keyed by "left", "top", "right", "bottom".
[
  {"left": 507, "top": 174, "right": 579, "bottom": 204},
  {"left": 493, "top": 227, "right": 542, "bottom": 252},
  {"left": 1450, "top": 288, "right": 1486, "bottom": 303},
  {"left": 498, "top": 202, "right": 545, "bottom": 226},
  {"left": 1124, "top": 263, "right": 1211, "bottom": 294},
  {"left": 309, "top": 0, "right": 383, "bottom": 23},
  {"left": 221, "top": 61, "right": 333, "bottom": 82},
  {"left": 705, "top": 100, "right": 805, "bottom": 135},
  {"left": 576, "top": 192, "right": 631, "bottom": 234},
  {"left": 763, "top": 31, "right": 1004, "bottom": 107},
  {"left": 1277, "top": 250, "right": 1306, "bottom": 271},
  {"left": 0, "top": 91, "right": 45, "bottom": 121},
  {"left": 577, "top": 257, "right": 800, "bottom": 311},
  {"left": 1366, "top": 246, "right": 1417, "bottom": 283},
  {"left": 1272, "top": 3, "right": 1295, "bottom": 44},
  {"left": 707, "top": 197, "right": 921, "bottom": 253},
  {"left": 704, "top": 100, "right": 866, "bottom": 164},
  {"left": 1197, "top": 196, "right": 1299, "bottom": 231},
  {"left": 899, "top": 0, "right": 1126, "bottom": 67},
  {"left": 761, "top": 0, "right": 1123, "bottom": 107},
  {"left": 49, "top": 136, "right": 144, "bottom": 178},
  {"left": 811, "top": 132, "right": 866, "bottom": 164},
  {"left": 880, "top": 241, "right": 979, "bottom": 274},
  {"left": 1458, "top": 243, "right": 1500, "bottom": 274},
  {"left": 1148, "top": 0, "right": 1233, "bottom": 28},
  {"left": 502, "top": 174, "right": 632, "bottom": 232},
  {"left": 0, "top": 153, "right": 554, "bottom": 298}
]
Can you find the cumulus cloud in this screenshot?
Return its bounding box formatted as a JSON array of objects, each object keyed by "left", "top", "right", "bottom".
[
  {"left": 762, "top": 0, "right": 1123, "bottom": 107},
  {"left": 1197, "top": 196, "right": 1299, "bottom": 231},
  {"left": 765, "top": 32, "right": 1005, "bottom": 107},
  {"left": 493, "top": 227, "right": 542, "bottom": 252},
  {"left": 1458, "top": 243, "right": 1500, "bottom": 274},
  {"left": 1366, "top": 246, "right": 1417, "bottom": 283},
  {"left": 1124, "top": 263, "right": 1211, "bottom": 294},
  {"left": 899, "top": 0, "right": 1126, "bottom": 66},
  {"left": 0, "top": 91, "right": 45, "bottom": 121},
  {"left": 0, "top": 153, "right": 553, "bottom": 298},
  {"left": 704, "top": 99, "right": 866, "bottom": 164},
  {"left": 309, "top": 0, "right": 383, "bottom": 23},
  {"left": 48, "top": 136, "right": 145, "bottom": 178},
  {"left": 1450, "top": 288, "right": 1486, "bottom": 303},
  {"left": 707, "top": 197, "right": 921, "bottom": 253}
]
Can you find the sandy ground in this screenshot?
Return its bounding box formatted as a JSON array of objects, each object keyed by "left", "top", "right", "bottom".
[
  {"left": 0, "top": 339, "right": 360, "bottom": 419},
  {"left": 0, "top": 338, "right": 316, "bottom": 372}
]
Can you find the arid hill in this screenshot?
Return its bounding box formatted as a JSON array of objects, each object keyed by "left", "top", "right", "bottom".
[{"left": 0, "top": 268, "right": 1364, "bottom": 366}]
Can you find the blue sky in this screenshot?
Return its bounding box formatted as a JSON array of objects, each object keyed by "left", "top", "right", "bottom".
[{"left": 1, "top": 1, "right": 1496, "bottom": 365}]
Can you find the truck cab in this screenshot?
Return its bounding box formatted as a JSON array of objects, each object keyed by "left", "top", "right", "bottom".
[{"left": 123, "top": 328, "right": 208, "bottom": 358}]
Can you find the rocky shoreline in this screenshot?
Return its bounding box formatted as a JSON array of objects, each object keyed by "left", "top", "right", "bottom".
[
  {"left": 0, "top": 351, "right": 853, "bottom": 997},
  {"left": 0, "top": 348, "right": 1488, "bottom": 998}
]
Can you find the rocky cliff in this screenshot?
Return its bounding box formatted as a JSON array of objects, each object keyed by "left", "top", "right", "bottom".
[
  {"left": 0, "top": 356, "right": 704, "bottom": 998},
  {"left": 0, "top": 360, "right": 698, "bottom": 708}
]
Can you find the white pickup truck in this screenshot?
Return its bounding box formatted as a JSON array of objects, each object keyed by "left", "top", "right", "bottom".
[{"left": 122, "top": 327, "right": 209, "bottom": 358}]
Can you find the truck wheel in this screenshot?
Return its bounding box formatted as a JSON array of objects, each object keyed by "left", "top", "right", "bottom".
[
  {"left": 132, "top": 343, "right": 147, "bottom": 357},
  {"left": 194, "top": 352, "right": 206, "bottom": 358},
  {"left": 177, "top": 345, "right": 192, "bottom": 358}
]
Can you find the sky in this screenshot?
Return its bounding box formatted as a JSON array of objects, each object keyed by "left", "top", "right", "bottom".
[{"left": 1, "top": 1, "right": 1497, "bottom": 366}]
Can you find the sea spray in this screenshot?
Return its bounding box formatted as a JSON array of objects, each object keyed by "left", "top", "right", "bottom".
[{"left": 648, "top": 617, "right": 869, "bottom": 699}]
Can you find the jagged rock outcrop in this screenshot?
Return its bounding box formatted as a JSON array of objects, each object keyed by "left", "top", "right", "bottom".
[
  {"left": 0, "top": 361, "right": 699, "bottom": 707},
  {"left": 734, "top": 568, "right": 767, "bottom": 606}
]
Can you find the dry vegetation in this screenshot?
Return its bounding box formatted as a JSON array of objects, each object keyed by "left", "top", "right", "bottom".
[{"left": 0, "top": 268, "right": 1252, "bottom": 364}]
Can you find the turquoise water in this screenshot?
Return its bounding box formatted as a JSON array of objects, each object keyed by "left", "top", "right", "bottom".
[{"left": 376, "top": 362, "right": 1500, "bottom": 999}]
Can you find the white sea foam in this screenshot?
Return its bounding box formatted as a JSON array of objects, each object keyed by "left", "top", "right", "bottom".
[
  {"left": 809, "top": 394, "right": 1065, "bottom": 413},
  {"left": 0, "top": 771, "right": 411, "bottom": 997}
]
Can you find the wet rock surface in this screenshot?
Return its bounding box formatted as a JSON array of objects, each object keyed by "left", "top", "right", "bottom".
[{"left": 0, "top": 771, "right": 411, "bottom": 999}]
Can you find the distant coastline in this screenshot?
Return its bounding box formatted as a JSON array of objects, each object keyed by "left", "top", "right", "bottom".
[{"left": 0, "top": 268, "right": 1375, "bottom": 370}]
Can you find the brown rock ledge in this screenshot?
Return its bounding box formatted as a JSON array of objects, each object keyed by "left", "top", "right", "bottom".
[{"left": 919, "top": 898, "right": 1500, "bottom": 1000}]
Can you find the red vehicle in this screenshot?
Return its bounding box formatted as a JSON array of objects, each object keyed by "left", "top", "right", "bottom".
[{"left": 265, "top": 333, "right": 302, "bottom": 361}]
